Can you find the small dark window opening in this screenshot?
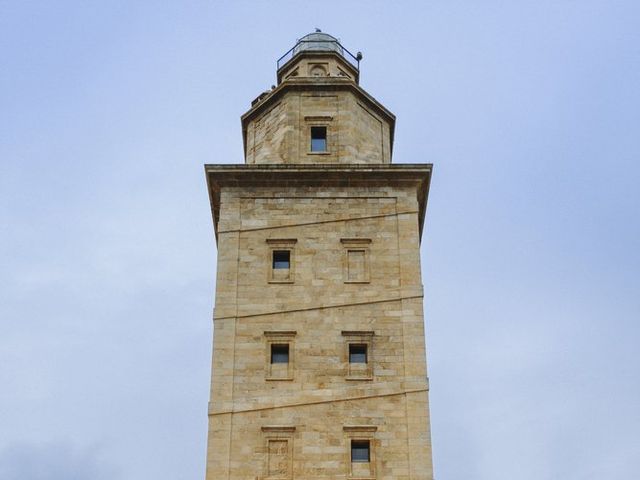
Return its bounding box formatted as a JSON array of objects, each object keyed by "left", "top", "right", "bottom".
[
  {"left": 271, "top": 344, "right": 289, "bottom": 364},
  {"left": 310, "top": 126, "right": 327, "bottom": 152},
  {"left": 351, "top": 440, "right": 370, "bottom": 463},
  {"left": 272, "top": 250, "right": 290, "bottom": 269},
  {"left": 349, "top": 344, "right": 368, "bottom": 363}
]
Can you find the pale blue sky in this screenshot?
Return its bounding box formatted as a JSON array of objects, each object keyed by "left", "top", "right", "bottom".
[{"left": 1, "top": 1, "right": 639, "bottom": 479}]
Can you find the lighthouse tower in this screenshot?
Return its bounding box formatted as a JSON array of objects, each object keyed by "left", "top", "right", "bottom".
[{"left": 204, "top": 31, "right": 434, "bottom": 479}]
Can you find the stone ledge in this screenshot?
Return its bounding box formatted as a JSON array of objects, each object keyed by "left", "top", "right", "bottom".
[
  {"left": 213, "top": 292, "right": 423, "bottom": 321},
  {"left": 208, "top": 384, "right": 428, "bottom": 416}
]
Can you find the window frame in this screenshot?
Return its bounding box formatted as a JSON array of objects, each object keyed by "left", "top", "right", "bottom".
[
  {"left": 349, "top": 344, "right": 368, "bottom": 364},
  {"left": 343, "top": 425, "right": 377, "bottom": 479},
  {"left": 342, "top": 331, "right": 374, "bottom": 380},
  {"left": 266, "top": 238, "right": 297, "bottom": 284},
  {"left": 270, "top": 343, "right": 290, "bottom": 364},
  {"left": 310, "top": 125, "right": 327, "bottom": 152},
  {"left": 272, "top": 250, "right": 291, "bottom": 270},
  {"left": 304, "top": 115, "right": 333, "bottom": 156},
  {"left": 264, "top": 331, "right": 296, "bottom": 381},
  {"left": 350, "top": 440, "right": 371, "bottom": 463}
]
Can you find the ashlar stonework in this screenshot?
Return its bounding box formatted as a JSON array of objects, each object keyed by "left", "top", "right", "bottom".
[{"left": 205, "top": 31, "right": 434, "bottom": 480}]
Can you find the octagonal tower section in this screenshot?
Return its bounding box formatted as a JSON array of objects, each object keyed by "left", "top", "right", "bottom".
[{"left": 242, "top": 31, "right": 396, "bottom": 165}]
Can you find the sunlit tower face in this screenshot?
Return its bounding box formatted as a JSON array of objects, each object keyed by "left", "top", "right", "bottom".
[{"left": 204, "top": 31, "right": 435, "bottom": 480}]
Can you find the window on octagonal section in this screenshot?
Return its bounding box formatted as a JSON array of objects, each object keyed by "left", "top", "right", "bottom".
[{"left": 310, "top": 126, "right": 327, "bottom": 152}]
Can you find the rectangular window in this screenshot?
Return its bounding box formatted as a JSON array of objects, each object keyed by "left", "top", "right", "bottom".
[
  {"left": 272, "top": 250, "right": 290, "bottom": 269},
  {"left": 351, "top": 440, "right": 370, "bottom": 463},
  {"left": 310, "top": 126, "right": 327, "bottom": 152},
  {"left": 271, "top": 344, "right": 289, "bottom": 364},
  {"left": 344, "top": 426, "right": 376, "bottom": 477},
  {"left": 343, "top": 331, "right": 374, "bottom": 380},
  {"left": 349, "top": 344, "right": 367, "bottom": 364},
  {"left": 265, "top": 331, "right": 296, "bottom": 381},
  {"left": 267, "top": 239, "right": 296, "bottom": 283}
]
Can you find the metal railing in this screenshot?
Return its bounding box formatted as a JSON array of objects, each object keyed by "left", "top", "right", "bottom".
[{"left": 277, "top": 40, "right": 361, "bottom": 71}]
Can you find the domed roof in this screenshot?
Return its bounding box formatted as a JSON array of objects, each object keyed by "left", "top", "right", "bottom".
[{"left": 293, "top": 30, "right": 344, "bottom": 56}]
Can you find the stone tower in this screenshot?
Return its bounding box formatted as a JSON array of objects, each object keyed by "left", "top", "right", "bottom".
[{"left": 205, "top": 31, "right": 434, "bottom": 479}]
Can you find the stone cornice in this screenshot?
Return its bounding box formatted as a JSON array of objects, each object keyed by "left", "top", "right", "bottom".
[{"left": 205, "top": 163, "right": 432, "bottom": 243}]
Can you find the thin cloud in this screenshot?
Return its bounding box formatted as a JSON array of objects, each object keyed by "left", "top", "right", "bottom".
[{"left": 0, "top": 442, "right": 120, "bottom": 480}]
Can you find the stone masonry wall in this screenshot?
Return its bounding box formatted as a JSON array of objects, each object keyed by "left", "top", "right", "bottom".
[
  {"left": 245, "top": 91, "right": 391, "bottom": 165},
  {"left": 206, "top": 184, "right": 433, "bottom": 479}
]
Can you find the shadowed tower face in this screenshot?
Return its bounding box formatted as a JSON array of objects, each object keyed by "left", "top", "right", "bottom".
[{"left": 205, "top": 31, "right": 434, "bottom": 479}]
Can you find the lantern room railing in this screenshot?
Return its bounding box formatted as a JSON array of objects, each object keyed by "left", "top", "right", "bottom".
[{"left": 277, "top": 39, "right": 361, "bottom": 71}]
